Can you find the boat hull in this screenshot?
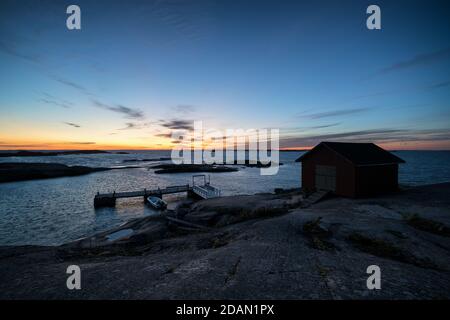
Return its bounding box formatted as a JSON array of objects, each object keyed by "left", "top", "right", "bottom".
[{"left": 146, "top": 196, "right": 167, "bottom": 210}]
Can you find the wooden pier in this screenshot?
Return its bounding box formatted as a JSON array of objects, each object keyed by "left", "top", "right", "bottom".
[{"left": 94, "top": 175, "right": 221, "bottom": 208}]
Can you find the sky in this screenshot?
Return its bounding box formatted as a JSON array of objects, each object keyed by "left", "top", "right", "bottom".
[{"left": 0, "top": 0, "right": 449, "bottom": 150}]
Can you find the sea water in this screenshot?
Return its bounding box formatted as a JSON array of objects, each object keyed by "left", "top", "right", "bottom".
[{"left": 0, "top": 150, "right": 449, "bottom": 245}]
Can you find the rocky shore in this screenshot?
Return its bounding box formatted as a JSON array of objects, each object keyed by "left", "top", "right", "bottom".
[{"left": 0, "top": 183, "right": 449, "bottom": 299}]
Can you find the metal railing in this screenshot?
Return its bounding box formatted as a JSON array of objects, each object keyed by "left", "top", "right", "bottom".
[{"left": 192, "top": 185, "right": 221, "bottom": 199}]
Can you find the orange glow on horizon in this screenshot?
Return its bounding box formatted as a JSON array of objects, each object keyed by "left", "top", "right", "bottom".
[
  {"left": 0, "top": 139, "right": 175, "bottom": 151},
  {"left": 1, "top": 138, "right": 450, "bottom": 151}
]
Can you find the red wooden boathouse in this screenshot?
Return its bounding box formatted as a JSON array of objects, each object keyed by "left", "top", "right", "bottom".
[{"left": 296, "top": 142, "right": 405, "bottom": 197}]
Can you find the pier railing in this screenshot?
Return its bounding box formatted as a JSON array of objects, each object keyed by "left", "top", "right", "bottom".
[
  {"left": 94, "top": 180, "right": 221, "bottom": 208},
  {"left": 192, "top": 185, "right": 221, "bottom": 199}
]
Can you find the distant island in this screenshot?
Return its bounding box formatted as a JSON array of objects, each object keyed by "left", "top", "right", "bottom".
[
  {"left": 0, "top": 150, "right": 110, "bottom": 157},
  {"left": 0, "top": 163, "right": 137, "bottom": 183},
  {"left": 149, "top": 161, "right": 282, "bottom": 173},
  {"left": 151, "top": 164, "right": 239, "bottom": 174},
  {"left": 224, "top": 160, "right": 283, "bottom": 168},
  {"left": 123, "top": 157, "right": 172, "bottom": 163}
]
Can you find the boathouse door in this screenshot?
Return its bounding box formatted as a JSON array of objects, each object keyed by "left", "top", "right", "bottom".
[{"left": 315, "top": 165, "right": 336, "bottom": 191}]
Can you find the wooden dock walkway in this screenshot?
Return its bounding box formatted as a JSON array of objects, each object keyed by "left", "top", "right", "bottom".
[{"left": 94, "top": 176, "right": 221, "bottom": 208}]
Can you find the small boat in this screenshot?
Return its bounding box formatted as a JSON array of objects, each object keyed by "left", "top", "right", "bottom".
[{"left": 146, "top": 196, "right": 167, "bottom": 210}]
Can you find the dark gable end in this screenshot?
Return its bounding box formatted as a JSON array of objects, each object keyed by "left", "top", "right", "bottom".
[{"left": 296, "top": 142, "right": 405, "bottom": 166}]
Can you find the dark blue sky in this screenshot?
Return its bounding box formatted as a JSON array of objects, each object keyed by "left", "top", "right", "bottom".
[{"left": 0, "top": 0, "right": 449, "bottom": 149}]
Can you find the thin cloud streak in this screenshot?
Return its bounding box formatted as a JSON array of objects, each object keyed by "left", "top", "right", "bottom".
[
  {"left": 426, "top": 80, "right": 450, "bottom": 89},
  {"left": 93, "top": 100, "right": 144, "bottom": 120},
  {"left": 39, "top": 98, "right": 71, "bottom": 109},
  {"left": 309, "top": 123, "right": 341, "bottom": 129},
  {"left": 156, "top": 133, "right": 173, "bottom": 138},
  {"left": 0, "top": 40, "right": 40, "bottom": 63},
  {"left": 40, "top": 93, "right": 73, "bottom": 109},
  {"left": 117, "top": 122, "right": 155, "bottom": 130},
  {"left": 296, "top": 108, "right": 369, "bottom": 119},
  {"left": 63, "top": 122, "right": 81, "bottom": 128},
  {"left": 349, "top": 79, "right": 450, "bottom": 101},
  {"left": 280, "top": 128, "right": 450, "bottom": 148},
  {"left": 118, "top": 123, "right": 139, "bottom": 130},
  {"left": 160, "top": 119, "right": 194, "bottom": 130},
  {"left": 281, "top": 123, "right": 341, "bottom": 135},
  {"left": 172, "top": 104, "right": 196, "bottom": 114},
  {"left": 379, "top": 47, "right": 450, "bottom": 74},
  {"left": 52, "top": 76, "right": 92, "bottom": 95}
]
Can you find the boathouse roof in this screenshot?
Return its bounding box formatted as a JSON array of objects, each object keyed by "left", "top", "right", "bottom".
[{"left": 296, "top": 142, "right": 405, "bottom": 166}]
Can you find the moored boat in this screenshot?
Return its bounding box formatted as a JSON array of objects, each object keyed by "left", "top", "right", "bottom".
[{"left": 146, "top": 196, "right": 167, "bottom": 210}]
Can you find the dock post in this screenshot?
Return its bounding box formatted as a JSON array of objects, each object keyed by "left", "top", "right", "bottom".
[{"left": 94, "top": 195, "right": 116, "bottom": 208}]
